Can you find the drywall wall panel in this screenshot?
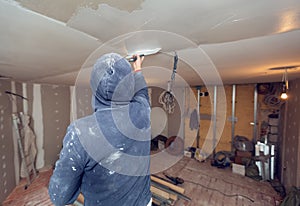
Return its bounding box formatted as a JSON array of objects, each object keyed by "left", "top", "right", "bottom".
[
  {"left": 10, "top": 81, "right": 24, "bottom": 186},
  {"left": 0, "top": 80, "right": 16, "bottom": 203},
  {"left": 41, "top": 85, "right": 70, "bottom": 166},
  {"left": 198, "top": 86, "right": 212, "bottom": 149},
  {"left": 193, "top": 84, "right": 254, "bottom": 154},
  {"left": 282, "top": 78, "right": 300, "bottom": 189},
  {"left": 216, "top": 85, "right": 232, "bottom": 152},
  {"left": 235, "top": 84, "right": 254, "bottom": 140},
  {"left": 15, "top": 82, "right": 23, "bottom": 114}
]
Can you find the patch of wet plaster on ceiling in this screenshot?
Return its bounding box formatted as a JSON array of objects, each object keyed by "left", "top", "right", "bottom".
[
  {"left": 66, "top": 0, "right": 300, "bottom": 45},
  {"left": 14, "top": 0, "right": 144, "bottom": 22},
  {"left": 12, "top": 0, "right": 300, "bottom": 47}
]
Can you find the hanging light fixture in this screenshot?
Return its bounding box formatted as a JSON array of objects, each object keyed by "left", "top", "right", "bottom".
[{"left": 280, "top": 68, "right": 288, "bottom": 99}]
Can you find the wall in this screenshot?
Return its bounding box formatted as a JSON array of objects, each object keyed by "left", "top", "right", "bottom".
[
  {"left": 281, "top": 78, "right": 300, "bottom": 189},
  {"left": 41, "top": 85, "right": 70, "bottom": 166},
  {"left": 0, "top": 79, "right": 72, "bottom": 203},
  {"left": 194, "top": 84, "right": 254, "bottom": 153},
  {"left": 0, "top": 80, "right": 16, "bottom": 203},
  {"left": 234, "top": 85, "right": 254, "bottom": 140},
  {"left": 23, "top": 83, "right": 71, "bottom": 168}
]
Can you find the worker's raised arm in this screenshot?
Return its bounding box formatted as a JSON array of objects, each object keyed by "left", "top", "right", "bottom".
[{"left": 131, "top": 54, "right": 149, "bottom": 105}]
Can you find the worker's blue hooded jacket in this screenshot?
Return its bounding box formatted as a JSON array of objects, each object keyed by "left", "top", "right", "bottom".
[{"left": 48, "top": 53, "right": 151, "bottom": 206}]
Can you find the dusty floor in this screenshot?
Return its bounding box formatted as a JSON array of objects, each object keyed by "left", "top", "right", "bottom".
[
  {"left": 2, "top": 157, "right": 281, "bottom": 206},
  {"left": 2, "top": 168, "right": 53, "bottom": 206},
  {"left": 159, "top": 157, "right": 282, "bottom": 206}
]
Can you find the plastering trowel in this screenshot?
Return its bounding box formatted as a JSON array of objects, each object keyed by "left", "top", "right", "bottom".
[{"left": 126, "top": 48, "right": 161, "bottom": 62}]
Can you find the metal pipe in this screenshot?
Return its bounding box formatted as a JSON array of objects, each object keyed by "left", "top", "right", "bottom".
[
  {"left": 196, "top": 86, "right": 201, "bottom": 148},
  {"left": 213, "top": 86, "right": 217, "bottom": 155},
  {"left": 253, "top": 84, "right": 258, "bottom": 142},
  {"left": 231, "top": 85, "right": 236, "bottom": 152}
]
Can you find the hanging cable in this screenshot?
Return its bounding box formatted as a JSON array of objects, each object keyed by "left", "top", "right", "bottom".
[{"left": 159, "top": 52, "right": 178, "bottom": 114}]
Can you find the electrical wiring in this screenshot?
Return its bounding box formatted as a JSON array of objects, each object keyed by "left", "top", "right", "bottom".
[
  {"left": 184, "top": 179, "right": 255, "bottom": 203},
  {"left": 159, "top": 52, "right": 178, "bottom": 114},
  {"left": 159, "top": 90, "right": 175, "bottom": 114}
]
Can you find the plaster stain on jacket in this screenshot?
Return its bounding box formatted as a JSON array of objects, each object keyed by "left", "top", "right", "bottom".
[
  {"left": 88, "top": 127, "right": 96, "bottom": 136},
  {"left": 109, "top": 170, "right": 115, "bottom": 175},
  {"left": 106, "top": 151, "right": 122, "bottom": 164}
]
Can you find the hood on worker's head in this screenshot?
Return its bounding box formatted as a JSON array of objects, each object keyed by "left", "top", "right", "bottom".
[{"left": 90, "top": 53, "right": 134, "bottom": 110}]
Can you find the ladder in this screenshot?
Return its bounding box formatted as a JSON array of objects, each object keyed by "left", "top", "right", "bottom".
[{"left": 12, "top": 113, "right": 37, "bottom": 189}]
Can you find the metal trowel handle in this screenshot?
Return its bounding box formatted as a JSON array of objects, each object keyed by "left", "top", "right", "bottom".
[{"left": 128, "top": 54, "right": 145, "bottom": 62}]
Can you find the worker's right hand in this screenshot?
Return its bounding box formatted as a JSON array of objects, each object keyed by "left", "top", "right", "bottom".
[{"left": 132, "top": 54, "right": 144, "bottom": 72}]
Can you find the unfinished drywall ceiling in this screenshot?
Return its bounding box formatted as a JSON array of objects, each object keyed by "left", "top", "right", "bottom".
[
  {"left": 0, "top": 0, "right": 100, "bottom": 82},
  {"left": 201, "top": 29, "right": 300, "bottom": 84},
  {"left": 67, "top": 0, "right": 300, "bottom": 44},
  {"left": 13, "top": 0, "right": 300, "bottom": 45},
  {"left": 1, "top": 0, "right": 300, "bottom": 85},
  {"left": 15, "top": 0, "right": 144, "bottom": 22}
]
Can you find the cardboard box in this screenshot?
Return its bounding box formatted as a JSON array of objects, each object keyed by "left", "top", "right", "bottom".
[{"left": 232, "top": 163, "right": 245, "bottom": 176}]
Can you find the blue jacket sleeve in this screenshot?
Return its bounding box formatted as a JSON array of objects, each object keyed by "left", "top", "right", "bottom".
[
  {"left": 48, "top": 125, "right": 85, "bottom": 206},
  {"left": 133, "top": 71, "right": 149, "bottom": 106}
]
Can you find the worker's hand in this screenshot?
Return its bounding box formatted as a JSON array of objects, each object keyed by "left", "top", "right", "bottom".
[{"left": 132, "top": 54, "right": 144, "bottom": 72}]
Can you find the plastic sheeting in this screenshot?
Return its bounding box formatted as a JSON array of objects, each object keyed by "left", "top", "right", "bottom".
[{"left": 20, "top": 114, "right": 37, "bottom": 178}]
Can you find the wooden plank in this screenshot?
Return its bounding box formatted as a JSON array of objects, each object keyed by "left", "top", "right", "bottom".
[
  {"left": 152, "top": 198, "right": 161, "bottom": 205},
  {"left": 169, "top": 193, "right": 178, "bottom": 201},
  {"left": 151, "top": 185, "right": 178, "bottom": 201},
  {"left": 151, "top": 181, "right": 191, "bottom": 201},
  {"left": 151, "top": 186, "right": 170, "bottom": 200}
]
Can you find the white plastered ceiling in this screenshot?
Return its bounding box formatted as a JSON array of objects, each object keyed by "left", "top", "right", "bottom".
[{"left": 0, "top": 0, "right": 300, "bottom": 86}]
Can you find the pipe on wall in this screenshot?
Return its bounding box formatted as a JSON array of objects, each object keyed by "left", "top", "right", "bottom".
[
  {"left": 253, "top": 84, "right": 258, "bottom": 142},
  {"left": 231, "top": 85, "right": 236, "bottom": 152},
  {"left": 212, "top": 85, "right": 217, "bottom": 156}
]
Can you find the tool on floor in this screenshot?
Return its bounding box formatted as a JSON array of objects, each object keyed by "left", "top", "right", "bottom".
[
  {"left": 151, "top": 174, "right": 177, "bottom": 185},
  {"left": 163, "top": 173, "right": 184, "bottom": 185},
  {"left": 126, "top": 47, "right": 161, "bottom": 62}
]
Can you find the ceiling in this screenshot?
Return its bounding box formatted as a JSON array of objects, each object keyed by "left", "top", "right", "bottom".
[{"left": 1, "top": 0, "right": 300, "bottom": 86}]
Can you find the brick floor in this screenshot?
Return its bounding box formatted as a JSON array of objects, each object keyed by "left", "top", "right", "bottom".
[
  {"left": 160, "top": 157, "right": 282, "bottom": 206},
  {"left": 2, "top": 157, "right": 282, "bottom": 206},
  {"left": 2, "top": 169, "right": 54, "bottom": 206}
]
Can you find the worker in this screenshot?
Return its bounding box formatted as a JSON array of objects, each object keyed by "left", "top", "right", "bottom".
[{"left": 48, "top": 53, "right": 152, "bottom": 206}]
